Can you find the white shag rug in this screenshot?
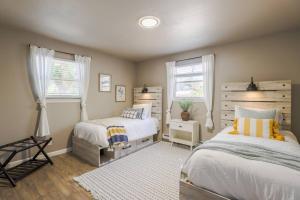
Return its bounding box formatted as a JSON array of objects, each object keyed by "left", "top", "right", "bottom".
[{"left": 74, "top": 142, "right": 190, "bottom": 200}]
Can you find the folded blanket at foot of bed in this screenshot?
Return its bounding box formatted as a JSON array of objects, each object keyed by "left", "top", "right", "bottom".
[
  {"left": 194, "top": 140, "right": 300, "bottom": 171},
  {"left": 107, "top": 126, "right": 128, "bottom": 147}
]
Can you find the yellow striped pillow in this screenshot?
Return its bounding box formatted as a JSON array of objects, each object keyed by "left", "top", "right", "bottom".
[{"left": 229, "top": 118, "right": 275, "bottom": 139}]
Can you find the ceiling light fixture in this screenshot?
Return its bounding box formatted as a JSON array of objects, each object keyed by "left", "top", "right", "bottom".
[{"left": 138, "top": 16, "right": 160, "bottom": 29}]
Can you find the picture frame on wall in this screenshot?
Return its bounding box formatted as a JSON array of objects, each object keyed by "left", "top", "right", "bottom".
[
  {"left": 99, "top": 73, "right": 111, "bottom": 92},
  {"left": 115, "top": 85, "right": 126, "bottom": 102}
]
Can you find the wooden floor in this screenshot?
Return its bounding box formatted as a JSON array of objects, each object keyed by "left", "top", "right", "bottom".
[{"left": 0, "top": 153, "right": 95, "bottom": 200}]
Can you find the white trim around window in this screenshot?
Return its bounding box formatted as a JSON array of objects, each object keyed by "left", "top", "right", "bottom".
[
  {"left": 173, "top": 97, "right": 204, "bottom": 102},
  {"left": 173, "top": 58, "right": 204, "bottom": 101},
  {"left": 47, "top": 58, "right": 81, "bottom": 99},
  {"left": 45, "top": 97, "right": 81, "bottom": 103}
]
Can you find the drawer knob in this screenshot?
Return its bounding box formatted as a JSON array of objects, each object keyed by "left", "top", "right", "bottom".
[
  {"left": 122, "top": 144, "right": 132, "bottom": 150},
  {"left": 178, "top": 125, "right": 182, "bottom": 128}
]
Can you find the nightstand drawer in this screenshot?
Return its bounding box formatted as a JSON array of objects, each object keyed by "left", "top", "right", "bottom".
[{"left": 170, "top": 122, "right": 193, "bottom": 132}]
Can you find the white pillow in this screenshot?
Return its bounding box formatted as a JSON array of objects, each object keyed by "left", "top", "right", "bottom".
[
  {"left": 133, "top": 103, "right": 152, "bottom": 119},
  {"left": 235, "top": 106, "right": 283, "bottom": 127},
  {"left": 235, "top": 106, "right": 277, "bottom": 119}
]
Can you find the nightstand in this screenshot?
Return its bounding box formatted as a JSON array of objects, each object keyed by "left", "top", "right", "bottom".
[{"left": 169, "top": 119, "right": 199, "bottom": 150}]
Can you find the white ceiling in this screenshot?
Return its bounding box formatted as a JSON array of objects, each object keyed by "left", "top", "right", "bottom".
[{"left": 0, "top": 0, "right": 300, "bottom": 62}]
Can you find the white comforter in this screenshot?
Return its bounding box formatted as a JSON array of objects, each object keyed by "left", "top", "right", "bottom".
[
  {"left": 182, "top": 127, "right": 300, "bottom": 200},
  {"left": 74, "top": 117, "right": 159, "bottom": 147}
]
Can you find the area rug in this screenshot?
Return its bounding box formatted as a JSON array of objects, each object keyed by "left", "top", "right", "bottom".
[{"left": 74, "top": 142, "right": 190, "bottom": 200}]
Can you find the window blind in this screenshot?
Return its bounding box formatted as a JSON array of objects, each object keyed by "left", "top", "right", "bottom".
[
  {"left": 174, "top": 57, "right": 203, "bottom": 99},
  {"left": 47, "top": 58, "right": 80, "bottom": 97}
]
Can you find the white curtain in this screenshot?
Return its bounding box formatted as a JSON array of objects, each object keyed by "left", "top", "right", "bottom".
[
  {"left": 29, "top": 45, "right": 54, "bottom": 137},
  {"left": 202, "top": 54, "right": 215, "bottom": 129},
  {"left": 165, "top": 61, "right": 176, "bottom": 125},
  {"left": 75, "top": 55, "right": 91, "bottom": 121}
]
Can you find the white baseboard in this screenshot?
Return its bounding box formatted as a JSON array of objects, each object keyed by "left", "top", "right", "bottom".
[
  {"left": 47, "top": 147, "right": 72, "bottom": 157},
  {"left": 7, "top": 147, "right": 72, "bottom": 168}
]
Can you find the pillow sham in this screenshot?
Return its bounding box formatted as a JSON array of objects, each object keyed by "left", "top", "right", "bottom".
[
  {"left": 121, "top": 108, "right": 141, "bottom": 119},
  {"left": 133, "top": 103, "right": 152, "bottom": 119},
  {"left": 229, "top": 117, "right": 285, "bottom": 141},
  {"left": 132, "top": 108, "right": 144, "bottom": 119},
  {"left": 235, "top": 106, "right": 277, "bottom": 120}
]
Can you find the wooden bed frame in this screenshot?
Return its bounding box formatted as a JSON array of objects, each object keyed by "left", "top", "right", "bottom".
[
  {"left": 72, "top": 86, "right": 162, "bottom": 167},
  {"left": 180, "top": 179, "right": 231, "bottom": 200},
  {"left": 179, "top": 80, "right": 292, "bottom": 200},
  {"left": 134, "top": 86, "right": 163, "bottom": 135}
]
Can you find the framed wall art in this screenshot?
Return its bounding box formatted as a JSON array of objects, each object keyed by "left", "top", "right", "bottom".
[
  {"left": 99, "top": 73, "right": 111, "bottom": 92},
  {"left": 115, "top": 85, "right": 126, "bottom": 102}
]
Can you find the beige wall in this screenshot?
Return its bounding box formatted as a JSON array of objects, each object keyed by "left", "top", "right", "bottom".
[
  {"left": 136, "top": 30, "right": 300, "bottom": 141},
  {"left": 0, "top": 25, "right": 136, "bottom": 155},
  {"left": 1, "top": 24, "right": 299, "bottom": 159}
]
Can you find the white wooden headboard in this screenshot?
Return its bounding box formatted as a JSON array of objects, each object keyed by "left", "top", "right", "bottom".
[
  {"left": 221, "top": 80, "right": 291, "bottom": 130},
  {"left": 134, "top": 87, "right": 162, "bottom": 133}
]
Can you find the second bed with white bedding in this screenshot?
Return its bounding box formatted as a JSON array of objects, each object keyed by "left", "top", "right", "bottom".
[
  {"left": 74, "top": 117, "right": 159, "bottom": 148},
  {"left": 182, "top": 127, "right": 300, "bottom": 200}
]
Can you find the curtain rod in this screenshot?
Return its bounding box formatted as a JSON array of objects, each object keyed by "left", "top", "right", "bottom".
[
  {"left": 176, "top": 56, "right": 202, "bottom": 62},
  {"left": 28, "top": 44, "right": 92, "bottom": 58}
]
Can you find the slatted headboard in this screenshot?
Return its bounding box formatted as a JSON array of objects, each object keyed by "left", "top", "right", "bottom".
[
  {"left": 134, "top": 87, "right": 162, "bottom": 133},
  {"left": 221, "top": 80, "right": 291, "bottom": 130}
]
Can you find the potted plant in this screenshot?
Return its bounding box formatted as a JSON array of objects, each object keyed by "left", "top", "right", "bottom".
[{"left": 178, "top": 100, "right": 192, "bottom": 121}]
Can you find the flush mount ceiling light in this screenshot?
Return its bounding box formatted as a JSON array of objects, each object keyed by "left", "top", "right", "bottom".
[{"left": 138, "top": 16, "right": 160, "bottom": 29}]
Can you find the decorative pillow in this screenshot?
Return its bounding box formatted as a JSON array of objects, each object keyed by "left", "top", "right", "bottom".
[
  {"left": 235, "top": 106, "right": 277, "bottom": 120},
  {"left": 132, "top": 103, "right": 152, "bottom": 119},
  {"left": 273, "top": 121, "right": 285, "bottom": 141},
  {"left": 132, "top": 108, "right": 144, "bottom": 119},
  {"left": 121, "top": 108, "right": 140, "bottom": 119},
  {"left": 229, "top": 118, "right": 285, "bottom": 141},
  {"left": 274, "top": 109, "right": 284, "bottom": 127}
]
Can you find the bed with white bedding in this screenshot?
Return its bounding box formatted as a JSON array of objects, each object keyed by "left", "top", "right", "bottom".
[
  {"left": 74, "top": 117, "right": 159, "bottom": 148},
  {"left": 72, "top": 86, "right": 163, "bottom": 166},
  {"left": 181, "top": 127, "right": 300, "bottom": 200},
  {"left": 72, "top": 116, "right": 159, "bottom": 166},
  {"left": 180, "top": 80, "right": 300, "bottom": 200}
]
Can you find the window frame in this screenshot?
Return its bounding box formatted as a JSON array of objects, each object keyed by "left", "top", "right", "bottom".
[
  {"left": 173, "top": 61, "right": 204, "bottom": 102},
  {"left": 46, "top": 57, "right": 81, "bottom": 102}
]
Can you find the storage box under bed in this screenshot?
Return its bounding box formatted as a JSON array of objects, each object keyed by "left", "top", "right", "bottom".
[{"left": 72, "top": 135, "right": 154, "bottom": 167}]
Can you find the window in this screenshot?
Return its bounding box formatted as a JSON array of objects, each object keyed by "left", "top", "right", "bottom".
[
  {"left": 47, "top": 58, "right": 80, "bottom": 98},
  {"left": 174, "top": 58, "right": 203, "bottom": 100}
]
